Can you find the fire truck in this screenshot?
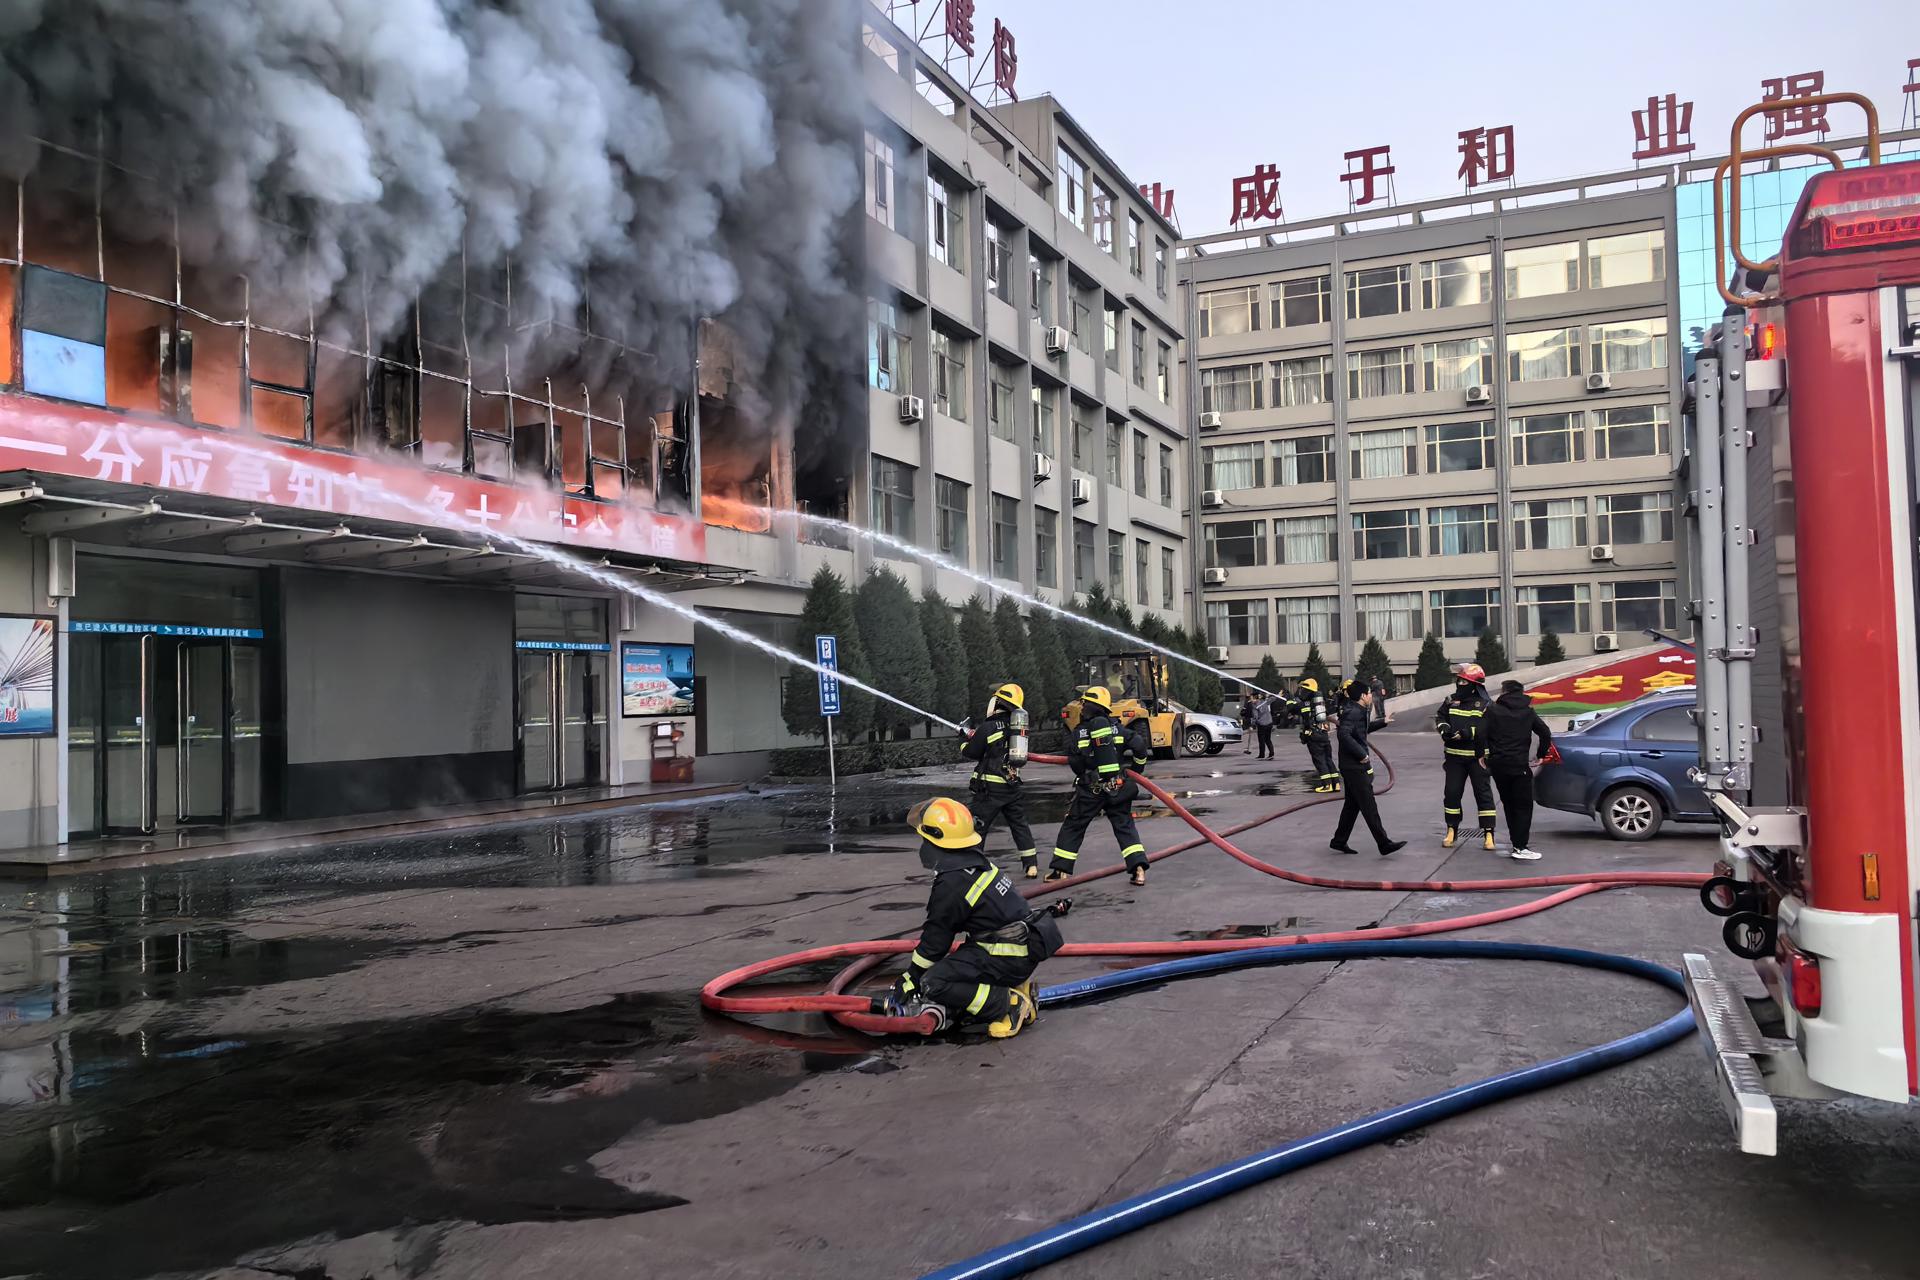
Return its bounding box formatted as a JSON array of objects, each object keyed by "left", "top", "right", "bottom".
[{"left": 1682, "top": 95, "right": 1920, "bottom": 1155}]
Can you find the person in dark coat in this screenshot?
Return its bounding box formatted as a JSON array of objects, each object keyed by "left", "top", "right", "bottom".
[
  {"left": 1239, "top": 692, "right": 1258, "bottom": 754},
  {"left": 1485, "top": 678, "right": 1553, "bottom": 860},
  {"left": 1330, "top": 679, "right": 1407, "bottom": 857},
  {"left": 1251, "top": 690, "right": 1276, "bottom": 759}
]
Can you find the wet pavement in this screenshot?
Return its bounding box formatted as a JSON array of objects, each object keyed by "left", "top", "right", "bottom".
[{"left": 4, "top": 749, "right": 1918, "bottom": 1279}]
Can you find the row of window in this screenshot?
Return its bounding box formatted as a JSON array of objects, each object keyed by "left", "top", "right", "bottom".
[
  {"left": 1204, "top": 491, "right": 1674, "bottom": 568},
  {"left": 1056, "top": 142, "right": 1171, "bottom": 297},
  {"left": 871, "top": 456, "right": 1180, "bottom": 607},
  {"left": 1195, "top": 230, "right": 1667, "bottom": 337},
  {"left": 1200, "top": 317, "right": 1670, "bottom": 413},
  {"left": 1204, "top": 579, "right": 1678, "bottom": 648},
  {"left": 1200, "top": 406, "right": 1671, "bottom": 491}
]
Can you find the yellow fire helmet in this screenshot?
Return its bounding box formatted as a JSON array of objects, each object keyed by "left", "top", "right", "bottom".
[
  {"left": 908, "top": 796, "right": 983, "bottom": 849},
  {"left": 992, "top": 682, "right": 1025, "bottom": 710},
  {"left": 1080, "top": 685, "right": 1113, "bottom": 710},
  {"left": 1299, "top": 677, "right": 1319, "bottom": 693}
]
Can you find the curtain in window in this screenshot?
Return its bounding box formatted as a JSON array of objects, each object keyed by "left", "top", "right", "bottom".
[
  {"left": 1278, "top": 517, "right": 1332, "bottom": 564},
  {"left": 1355, "top": 429, "right": 1413, "bottom": 479},
  {"left": 1206, "top": 445, "right": 1261, "bottom": 490}
]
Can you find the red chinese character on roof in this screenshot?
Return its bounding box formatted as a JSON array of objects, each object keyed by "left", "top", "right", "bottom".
[
  {"left": 1631, "top": 93, "right": 1696, "bottom": 160},
  {"left": 1229, "top": 164, "right": 1284, "bottom": 225},
  {"left": 945, "top": 0, "right": 976, "bottom": 57},
  {"left": 1457, "top": 125, "right": 1515, "bottom": 188},
  {"left": 1761, "top": 71, "right": 1830, "bottom": 141},
  {"left": 1139, "top": 182, "right": 1175, "bottom": 221},
  {"left": 1341, "top": 146, "right": 1395, "bottom": 208},
  {"left": 992, "top": 18, "right": 1017, "bottom": 100}
]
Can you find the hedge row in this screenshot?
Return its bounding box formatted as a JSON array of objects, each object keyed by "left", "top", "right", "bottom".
[{"left": 769, "top": 727, "right": 1072, "bottom": 779}]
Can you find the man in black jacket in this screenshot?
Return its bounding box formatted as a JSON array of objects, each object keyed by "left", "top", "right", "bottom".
[
  {"left": 1330, "top": 679, "right": 1407, "bottom": 856},
  {"left": 961, "top": 682, "right": 1039, "bottom": 877},
  {"left": 1485, "top": 679, "right": 1553, "bottom": 861}
]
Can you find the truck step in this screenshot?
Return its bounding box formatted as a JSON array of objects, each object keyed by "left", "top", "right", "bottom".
[{"left": 1683, "top": 952, "right": 1780, "bottom": 1156}]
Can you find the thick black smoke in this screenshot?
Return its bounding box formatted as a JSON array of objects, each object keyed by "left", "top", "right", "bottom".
[{"left": 0, "top": 0, "right": 866, "bottom": 436}]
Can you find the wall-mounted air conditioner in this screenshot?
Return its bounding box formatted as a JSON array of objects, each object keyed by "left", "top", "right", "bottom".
[
  {"left": 1465, "top": 385, "right": 1492, "bottom": 405},
  {"left": 1201, "top": 567, "right": 1229, "bottom": 585},
  {"left": 1589, "top": 543, "right": 1615, "bottom": 561},
  {"left": 1070, "top": 476, "right": 1094, "bottom": 505},
  {"left": 1044, "top": 326, "right": 1070, "bottom": 356},
  {"left": 1593, "top": 632, "right": 1619, "bottom": 652},
  {"left": 899, "top": 394, "right": 925, "bottom": 423},
  {"left": 1033, "top": 453, "right": 1055, "bottom": 482},
  {"left": 1207, "top": 646, "right": 1231, "bottom": 663},
  {"left": 1198, "top": 411, "right": 1224, "bottom": 429},
  {"left": 1200, "top": 489, "right": 1225, "bottom": 508},
  {"left": 1585, "top": 372, "right": 1613, "bottom": 393}
]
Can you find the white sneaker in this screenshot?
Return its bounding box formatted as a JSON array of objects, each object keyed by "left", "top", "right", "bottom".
[{"left": 1510, "top": 847, "right": 1542, "bottom": 861}]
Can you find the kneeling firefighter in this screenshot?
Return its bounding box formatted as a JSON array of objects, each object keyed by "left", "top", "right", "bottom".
[
  {"left": 1047, "top": 686, "right": 1149, "bottom": 887},
  {"left": 1297, "top": 678, "right": 1339, "bottom": 793},
  {"left": 885, "top": 797, "right": 1070, "bottom": 1037},
  {"left": 960, "top": 683, "right": 1039, "bottom": 878}
]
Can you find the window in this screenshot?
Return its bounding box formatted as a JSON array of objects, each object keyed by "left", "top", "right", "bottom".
[
  {"left": 1273, "top": 354, "right": 1334, "bottom": 408},
  {"left": 1601, "top": 579, "right": 1677, "bottom": 632},
  {"left": 1591, "top": 317, "right": 1669, "bottom": 374},
  {"left": 1517, "top": 583, "right": 1592, "bottom": 635},
  {"left": 1072, "top": 518, "right": 1096, "bottom": 590},
  {"left": 1424, "top": 419, "right": 1495, "bottom": 473},
  {"left": 991, "top": 494, "right": 1019, "bottom": 579},
  {"left": 1203, "top": 442, "right": 1264, "bottom": 491},
  {"left": 1206, "top": 599, "right": 1270, "bottom": 648},
  {"left": 1157, "top": 341, "right": 1172, "bottom": 402},
  {"left": 1205, "top": 519, "right": 1268, "bottom": 569},
  {"left": 1030, "top": 254, "right": 1054, "bottom": 322},
  {"left": 871, "top": 456, "right": 916, "bottom": 542},
  {"left": 1057, "top": 145, "right": 1087, "bottom": 232},
  {"left": 1091, "top": 179, "right": 1116, "bottom": 252},
  {"left": 1104, "top": 307, "right": 1121, "bottom": 371},
  {"left": 1272, "top": 275, "right": 1332, "bottom": 328},
  {"left": 988, "top": 362, "right": 1016, "bottom": 442},
  {"left": 1199, "top": 285, "right": 1262, "bottom": 338},
  {"left": 1035, "top": 508, "right": 1059, "bottom": 588},
  {"left": 1276, "top": 595, "right": 1338, "bottom": 644},
  {"left": 1154, "top": 239, "right": 1169, "bottom": 297},
  {"left": 1504, "top": 240, "right": 1579, "bottom": 299},
  {"left": 1353, "top": 508, "right": 1420, "bottom": 560},
  {"left": 1128, "top": 213, "right": 1144, "bottom": 275},
  {"left": 1632, "top": 705, "right": 1693, "bottom": 742},
  {"left": 867, "top": 298, "right": 911, "bottom": 392},
  {"left": 1356, "top": 591, "right": 1423, "bottom": 642},
  {"left": 1511, "top": 412, "right": 1585, "bottom": 466},
  {"left": 1420, "top": 254, "right": 1492, "bottom": 308},
  {"left": 987, "top": 221, "right": 1012, "bottom": 302},
  {"left": 1130, "top": 322, "right": 1147, "bottom": 387},
  {"left": 1597, "top": 492, "right": 1674, "bottom": 545},
  {"left": 1134, "top": 539, "right": 1150, "bottom": 606},
  {"left": 1132, "top": 431, "right": 1148, "bottom": 497},
  {"left": 1347, "top": 345, "right": 1415, "bottom": 398},
  {"left": 936, "top": 477, "right": 969, "bottom": 559},
  {"left": 1105, "top": 422, "right": 1124, "bottom": 485},
  {"left": 1345, "top": 264, "right": 1411, "bottom": 319},
  {"left": 1202, "top": 363, "right": 1264, "bottom": 415},
  {"left": 1588, "top": 229, "right": 1666, "bottom": 289},
  {"left": 1031, "top": 386, "right": 1055, "bottom": 455},
  {"left": 864, "top": 132, "right": 898, "bottom": 230},
  {"left": 1107, "top": 530, "right": 1125, "bottom": 592},
  {"left": 1507, "top": 327, "right": 1582, "bottom": 382},
  {"left": 1428, "top": 503, "right": 1499, "bottom": 555},
  {"left": 1072, "top": 405, "right": 1095, "bottom": 470},
  {"left": 1274, "top": 434, "right": 1333, "bottom": 485},
  {"left": 931, "top": 330, "right": 967, "bottom": 420},
  {"left": 1430, "top": 587, "right": 1499, "bottom": 639},
  {"left": 1158, "top": 443, "right": 1174, "bottom": 504},
  {"left": 1593, "top": 405, "right": 1671, "bottom": 460},
  {"left": 1070, "top": 295, "right": 1093, "bottom": 352},
  {"left": 1161, "top": 546, "right": 1175, "bottom": 607},
  {"left": 1512, "top": 497, "right": 1589, "bottom": 551},
  {"left": 1350, "top": 427, "right": 1418, "bottom": 480},
  {"left": 928, "top": 171, "right": 964, "bottom": 272},
  {"left": 1422, "top": 337, "right": 1494, "bottom": 391},
  {"left": 914, "top": 67, "right": 958, "bottom": 117},
  {"left": 1275, "top": 515, "right": 1335, "bottom": 564},
  {"left": 861, "top": 24, "right": 900, "bottom": 71}
]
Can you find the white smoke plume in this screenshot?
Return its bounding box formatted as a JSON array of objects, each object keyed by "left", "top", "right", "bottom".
[{"left": 0, "top": 0, "right": 867, "bottom": 424}]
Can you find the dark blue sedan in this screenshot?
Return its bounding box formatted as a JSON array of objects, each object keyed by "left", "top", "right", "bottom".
[{"left": 1533, "top": 692, "right": 1712, "bottom": 839}]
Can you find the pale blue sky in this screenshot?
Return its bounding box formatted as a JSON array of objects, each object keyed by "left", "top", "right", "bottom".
[{"left": 973, "top": 0, "right": 1912, "bottom": 233}]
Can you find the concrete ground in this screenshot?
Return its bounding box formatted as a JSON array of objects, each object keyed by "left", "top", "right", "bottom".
[{"left": 3, "top": 734, "right": 1918, "bottom": 1280}]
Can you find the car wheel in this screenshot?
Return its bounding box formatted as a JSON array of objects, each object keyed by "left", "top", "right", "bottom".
[
  {"left": 1182, "top": 727, "right": 1211, "bottom": 756},
  {"left": 1205, "top": 743, "right": 1224, "bottom": 756},
  {"left": 1598, "top": 785, "right": 1664, "bottom": 840}
]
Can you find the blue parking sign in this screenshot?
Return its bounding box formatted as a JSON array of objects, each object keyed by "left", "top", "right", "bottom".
[{"left": 815, "top": 634, "right": 841, "bottom": 716}]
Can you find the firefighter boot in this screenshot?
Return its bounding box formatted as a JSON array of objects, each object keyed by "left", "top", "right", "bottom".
[
  {"left": 1442, "top": 827, "right": 1459, "bottom": 849},
  {"left": 1017, "top": 979, "right": 1040, "bottom": 1020},
  {"left": 1022, "top": 854, "right": 1039, "bottom": 880},
  {"left": 1129, "top": 864, "right": 1147, "bottom": 887},
  {"left": 988, "top": 989, "right": 1037, "bottom": 1039},
  {"left": 1482, "top": 828, "right": 1496, "bottom": 852}
]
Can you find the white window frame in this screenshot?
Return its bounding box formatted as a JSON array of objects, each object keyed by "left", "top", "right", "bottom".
[
  {"left": 1347, "top": 345, "right": 1416, "bottom": 399},
  {"left": 1204, "top": 519, "right": 1269, "bottom": 569},
  {"left": 1419, "top": 253, "right": 1492, "bottom": 309},
  {"left": 1272, "top": 274, "right": 1332, "bottom": 328},
  {"left": 1273, "top": 354, "right": 1334, "bottom": 408},
  {"left": 1421, "top": 337, "right": 1495, "bottom": 391},
  {"left": 1511, "top": 497, "right": 1589, "bottom": 551},
  {"left": 1198, "top": 285, "right": 1263, "bottom": 338},
  {"left": 1427, "top": 503, "right": 1499, "bottom": 556},
  {"left": 1350, "top": 426, "right": 1418, "bottom": 480},
  {"left": 1273, "top": 434, "right": 1334, "bottom": 486},
  {"left": 1592, "top": 405, "right": 1672, "bottom": 460},
  {"left": 1587, "top": 229, "right": 1667, "bottom": 289},
  {"left": 1202, "top": 363, "right": 1264, "bottom": 415},
  {"left": 1511, "top": 412, "right": 1587, "bottom": 467},
  {"left": 1590, "top": 316, "right": 1670, "bottom": 375},
  {"left": 1275, "top": 514, "right": 1335, "bottom": 565},
  {"left": 1507, "top": 326, "right": 1583, "bottom": 382},
  {"left": 1504, "top": 240, "right": 1580, "bottom": 299},
  {"left": 1355, "top": 590, "right": 1423, "bottom": 642}
]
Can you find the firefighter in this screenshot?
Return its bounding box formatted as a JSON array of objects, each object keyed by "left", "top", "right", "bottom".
[
  {"left": 1047, "top": 686, "right": 1149, "bottom": 886},
  {"left": 1434, "top": 662, "right": 1498, "bottom": 849},
  {"left": 961, "top": 682, "right": 1039, "bottom": 878},
  {"left": 886, "top": 797, "right": 1068, "bottom": 1038},
  {"left": 1296, "top": 677, "right": 1339, "bottom": 793}
]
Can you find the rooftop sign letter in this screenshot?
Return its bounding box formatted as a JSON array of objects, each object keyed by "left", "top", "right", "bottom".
[
  {"left": 1760, "top": 70, "right": 1830, "bottom": 141},
  {"left": 1341, "top": 146, "right": 1395, "bottom": 208},
  {"left": 1631, "top": 92, "right": 1696, "bottom": 161},
  {"left": 1456, "top": 125, "right": 1515, "bottom": 188},
  {"left": 1229, "top": 164, "right": 1283, "bottom": 225}
]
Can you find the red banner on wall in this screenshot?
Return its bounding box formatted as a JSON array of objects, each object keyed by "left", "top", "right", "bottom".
[
  {"left": 0, "top": 395, "right": 706, "bottom": 563},
  {"left": 1526, "top": 645, "right": 1696, "bottom": 714}
]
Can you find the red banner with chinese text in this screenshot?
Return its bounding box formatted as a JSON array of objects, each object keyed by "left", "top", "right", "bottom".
[{"left": 1526, "top": 645, "right": 1696, "bottom": 714}]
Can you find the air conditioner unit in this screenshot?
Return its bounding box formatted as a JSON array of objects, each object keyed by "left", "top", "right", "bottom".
[
  {"left": 1200, "top": 489, "right": 1226, "bottom": 508},
  {"left": 1465, "top": 384, "right": 1492, "bottom": 405},
  {"left": 1201, "top": 567, "right": 1229, "bottom": 585},
  {"left": 1207, "top": 646, "right": 1231, "bottom": 663},
  {"left": 1070, "top": 476, "right": 1095, "bottom": 505},
  {"left": 1044, "top": 325, "right": 1070, "bottom": 356},
  {"left": 1593, "top": 632, "right": 1619, "bottom": 652},
  {"left": 1589, "top": 543, "right": 1615, "bottom": 561},
  {"left": 1032, "top": 452, "right": 1055, "bottom": 482},
  {"left": 1198, "top": 411, "right": 1224, "bottom": 430},
  {"left": 898, "top": 393, "right": 925, "bottom": 423},
  {"left": 1585, "top": 371, "right": 1613, "bottom": 393}
]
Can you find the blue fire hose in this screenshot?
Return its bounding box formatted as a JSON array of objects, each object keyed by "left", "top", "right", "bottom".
[{"left": 920, "top": 939, "right": 1694, "bottom": 1280}]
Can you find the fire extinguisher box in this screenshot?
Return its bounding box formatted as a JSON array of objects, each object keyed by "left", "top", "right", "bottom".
[
  {"left": 650, "top": 722, "right": 692, "bottom": 783},
  {"left": 651, "top": 756, "right": 694, "bottom": 784}
]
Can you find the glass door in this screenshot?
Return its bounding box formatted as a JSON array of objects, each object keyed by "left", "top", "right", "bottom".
[
  {"left": 68, "top": 635, "right": 102, "bottom": 837},
  {"left": 102, "top": 634, "right": 152, "bottom": 834},
  {"left": 518, "top": 651, "right": 556, "bottom": 791},
  {"left": 559, "top": 652, "right": 606, "bottom": 788},
  {"left": 176, "top": 640, "right": 227, "bottom": 825},
  {"left": 230, "top": 644, "right": 263, "bottom": 821}
]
